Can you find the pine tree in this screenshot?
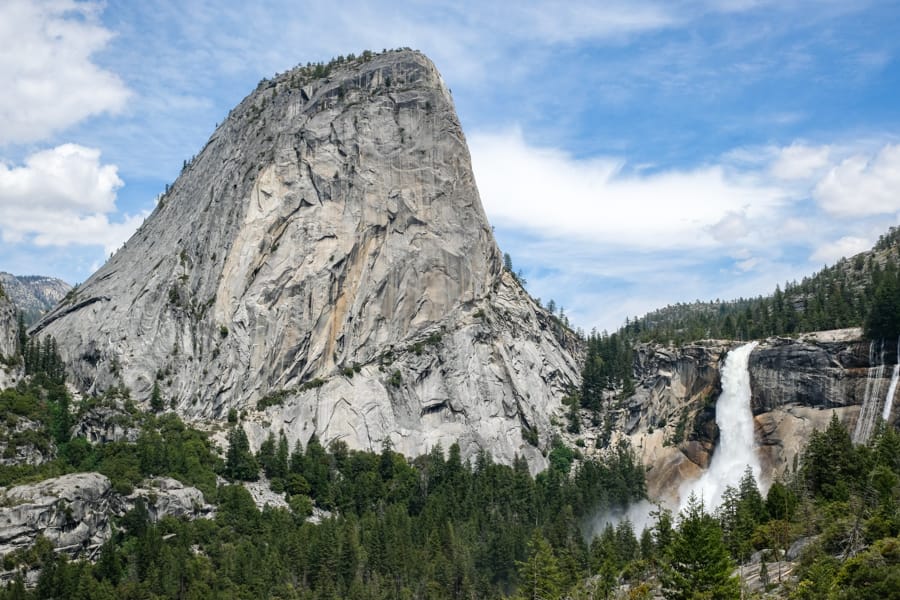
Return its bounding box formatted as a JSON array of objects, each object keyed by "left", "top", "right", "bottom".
[
  {"left": 515, "top": 531, "right": 564, "bottom": 600},
  {"left": 662, "top": 493, "right": 740, "bottom": 600},
  {"left": 150, "top": 381, "right": 164, "bottom": 412},
  {"left": 225, "top": 425, "right": 259, "bottom": 481}
]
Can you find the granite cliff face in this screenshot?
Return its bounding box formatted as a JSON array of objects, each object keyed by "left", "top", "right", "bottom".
[
  {"left": 0, "top": 291, "right": 22, "bottom": 388},
  {"left": 0, "top": 273, "right": 70, "bottom": 326},
  {"left": 603, "top": 328, "right": 888, "bottom": 501},
  {"left": 33, "top": 50, "right": 581, "bottom": 468}
]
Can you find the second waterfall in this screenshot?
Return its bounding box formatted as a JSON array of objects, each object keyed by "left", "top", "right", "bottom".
[{"left": 679, "top": 342, "right": 760, "bottom": 511}]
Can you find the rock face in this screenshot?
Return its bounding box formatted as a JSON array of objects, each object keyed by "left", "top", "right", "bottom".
[
  {"left": 0, "top": 473, "right": 212, "bottom": 564},
  {"left": 0, "top": 273, "right": 70, "bottom": 326},
  {"left": 33, "top": 50, "right": 581, "bottom": 469},
  {"left": 0, "top": 291, "right": 21, "bottom": 389},
  {"left": 604, "top": 329, "right": 888, "bottom": 502},
  {"left": 0, "top": 473, "right": 116, "bottom": 558},
  {"left": 71, "top": 404, "right": 141, "bottom": 445},
  {"left": 749, "top": 329, "right": 892, "bottom": 481},
  {"left": 126, "top": 477, "right": 214, "bottom": 522},
  {"left": 606, "top": 341, "right": 732, "bottom": 499}
]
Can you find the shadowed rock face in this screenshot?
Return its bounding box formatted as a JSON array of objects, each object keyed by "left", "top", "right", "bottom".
[
  {"left": 33, "top": 50, "right": 581, "bottom": 469},
  {"left": 0, "top": 293, "right": 21, "bottom": 388}
]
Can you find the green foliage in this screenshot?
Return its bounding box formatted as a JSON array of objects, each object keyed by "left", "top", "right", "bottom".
[
  {"left": 617, "top": 226, "right": 900, "bottom": 345},
  {"left": 22, "top": 336, "right": 65, "bottom": 385},
  {"left": 864, "top": 259, "right": 900, "bottom": 340},
  {"left": 515, "top": 531, "right": 564, "bottom": 600},
  {"left": 149, "top": 381, "right": 163, "bottom": 413},
  {"left": 224, "top": 425, "right": 258, "bottom": 481},
  {"left": 581, "top": 330, "right": 634, "bottom": 411},
  {"left": 662, "top": 493, "right": 740, "bottom": 600}
]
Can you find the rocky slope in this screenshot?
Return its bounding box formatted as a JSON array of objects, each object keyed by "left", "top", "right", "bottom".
[
  {"left": 33, "top": 50, "right": 581, "bottom": 469},
  {"left": 0, "top": 273, "right": 70, "bottom": 326},
  {"left": 597, "top": 328, "right": 889, "bottom": 501},
  {"left": 0, "top": 472, "right": 212, "bottom": 583}
]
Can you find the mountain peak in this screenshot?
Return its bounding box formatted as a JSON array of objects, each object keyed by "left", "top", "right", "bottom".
[{"left": 35, "top": 51, "right": 580, "bottom": 469}]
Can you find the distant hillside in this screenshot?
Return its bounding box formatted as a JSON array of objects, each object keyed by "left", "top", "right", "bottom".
[
  {"left": 622, "top": 226, "right": 900, "bottom": 344},
  {"left": 0, "top": 273, "right": 71, "bottom": 325}
]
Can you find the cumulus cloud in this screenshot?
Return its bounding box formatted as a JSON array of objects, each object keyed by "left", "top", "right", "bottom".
[
  {"left": 470, "top": 129, "right": 787, "bottom": 251},
  {"left": 770, "top": 143, "right": 831, "bottom": 181},
  {"left": 810, "top": 235, "right": 874, "bottom": 264},
  {"left": 814, "top": 144, "right": 900, "bottom": 216},
  {"left": 0, "top": 144, "right": 142, "bottom": 256},
  {"left": 0, "top": 0, "right": 130, "bottom": 145},
  {"left": 470, "top": 130, "right": 900, "bottom": 330}
]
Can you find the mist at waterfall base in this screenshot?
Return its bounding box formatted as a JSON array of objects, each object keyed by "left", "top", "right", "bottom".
[
  {"left": 589, "top": 343, "right": 762, "bottom": 537},
  {"left": 678, "top": 342, "right": 762, "bottom": 512}
]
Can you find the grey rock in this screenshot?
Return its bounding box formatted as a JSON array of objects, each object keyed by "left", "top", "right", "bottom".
[
  {"left": 749, "top": 331, "right": 874, "bottom": 413},
  {"left": 0, "top": 473, "right": 117, "bottom": 558},
  {"left": 71, "top": 404, "right": 141, "bottom": 444},
  {"left": 241, "top": 478, "right": 289, "bottom": 511},
  {"left": 787, "top": 535, "right": 818, "bottom": 561},
  {"left": 0, "top": 273, "right": 70, "bottom": 326},
  {"left": 126, "top": 477, "right": 213, "bottom": 521},
  {"left": 0, "top": 293, "right": 22, "bottom": 389},
  {"left": 0, "top": 417, "right": 55, "bottom": 466},
  {"left": 33, "top": 50, "right": 581, "bottom": 470},
  {"left": 0, "top": 473, "right": 211, "bottom": 567}
]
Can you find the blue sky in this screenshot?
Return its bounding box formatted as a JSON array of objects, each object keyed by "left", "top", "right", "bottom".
[{"left": 2, "top": 1, "right": 900, "bottom": 332}]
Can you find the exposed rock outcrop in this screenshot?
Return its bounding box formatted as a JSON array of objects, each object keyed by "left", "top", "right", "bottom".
[
  {"left": 126, "top": 477, "right": 214, "bottom": 521},
  {"left": 0, "top": 473, "right": 116, "bottom": 558},
  {"left": 0, "top": 473, "right": 212, "bottom": 566},
  {"left": 0, "top": 417, "right": 55, "bottom": 467},
  {"left": 606, "top": 341, "right": 732, "bottom": 499},
  {"left": 0, "top": 273, "right": 70, "bottom": 326},
  {"left": 33, "top": 50, "right": 581, "bottom": 470},
  {"left": 71, "top": 404, "right": 141, "bottom": 445},
  {"left": 0, "top": 291, "right": 22, "bottom": 389},
  {"left": 603, "top": 328, "right": 888, "bottom": 501}
]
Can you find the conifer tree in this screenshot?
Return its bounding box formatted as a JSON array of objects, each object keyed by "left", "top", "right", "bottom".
[
  {"left": 515, "top": 531, "right": 564, "bottom": 600},
  {"left": 663, "top": 493, "right": 740, "bottom": 600}
]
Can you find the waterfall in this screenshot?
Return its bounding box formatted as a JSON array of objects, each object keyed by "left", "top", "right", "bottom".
[
  {"left": 679, "top": 342, "right": 760, "bottom": 511},
  {"left": 882, "top": 337, "right": 900, "bottom": 422},
  {"left": 854, "top": 340, "right": 887, "bottom": 444}
]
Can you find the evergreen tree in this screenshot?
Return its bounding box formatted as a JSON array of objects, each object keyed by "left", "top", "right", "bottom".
[
  {"left": 515, "top": 531, "right": 564, "bottom": 600},
  {"left": 662, "top": 493, "right": 740, "bottom": 600},
  {"left": 149, "top": 381, "right": 164, "bottom": 412},
  {"left": 225, "top": 425, "right": 259, "bottom": 481}
]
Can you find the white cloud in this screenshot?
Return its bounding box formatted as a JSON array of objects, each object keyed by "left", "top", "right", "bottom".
[
  {"left": 814, "top": 144, "right": 900, "bottom": 216},
  {"left": 473, "top": 131, "right": 900, "bottom": 331},
  {"left": 810, "top": 235, "right": 873, "bottom": 264},
  {"left": 770, "top": 143, "right": 831, "bottom": 181},
  {"left": 0, "top": 0, "right": 130, "bottom": 145},
  {"left": 470, "top": 129, "right": 787, "bottom": 250},
  {"left": 0, "top": 144, "right": 142, "bottom": 255}
]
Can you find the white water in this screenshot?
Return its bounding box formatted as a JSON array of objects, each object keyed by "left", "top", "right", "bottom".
[
  {"left": 679, "top": 342, "right": 760, "bottom": 512},
  {"left": 882, "top": 338, "right": 900, "bottom": 422},
  {"left": 854, "top": 340, "right": 887, "bottom": 444}
]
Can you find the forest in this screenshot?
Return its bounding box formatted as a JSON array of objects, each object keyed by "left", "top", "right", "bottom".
[
  {"left": 616, "top": 226, "right": 900, "bottom": 346},
  {"left": 2, "top": 347, "right": 899, "bottom": 598}
]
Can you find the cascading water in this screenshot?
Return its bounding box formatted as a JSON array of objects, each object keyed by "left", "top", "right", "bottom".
[
  {"left": 882, "top": 337, "right": 900, "bottom": 422},
  {"left": 679, "top": 342, "right": 760, "bottom": 511},
  {"left": 854, "top": 340, "right": 887, "bottom": 444}
]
